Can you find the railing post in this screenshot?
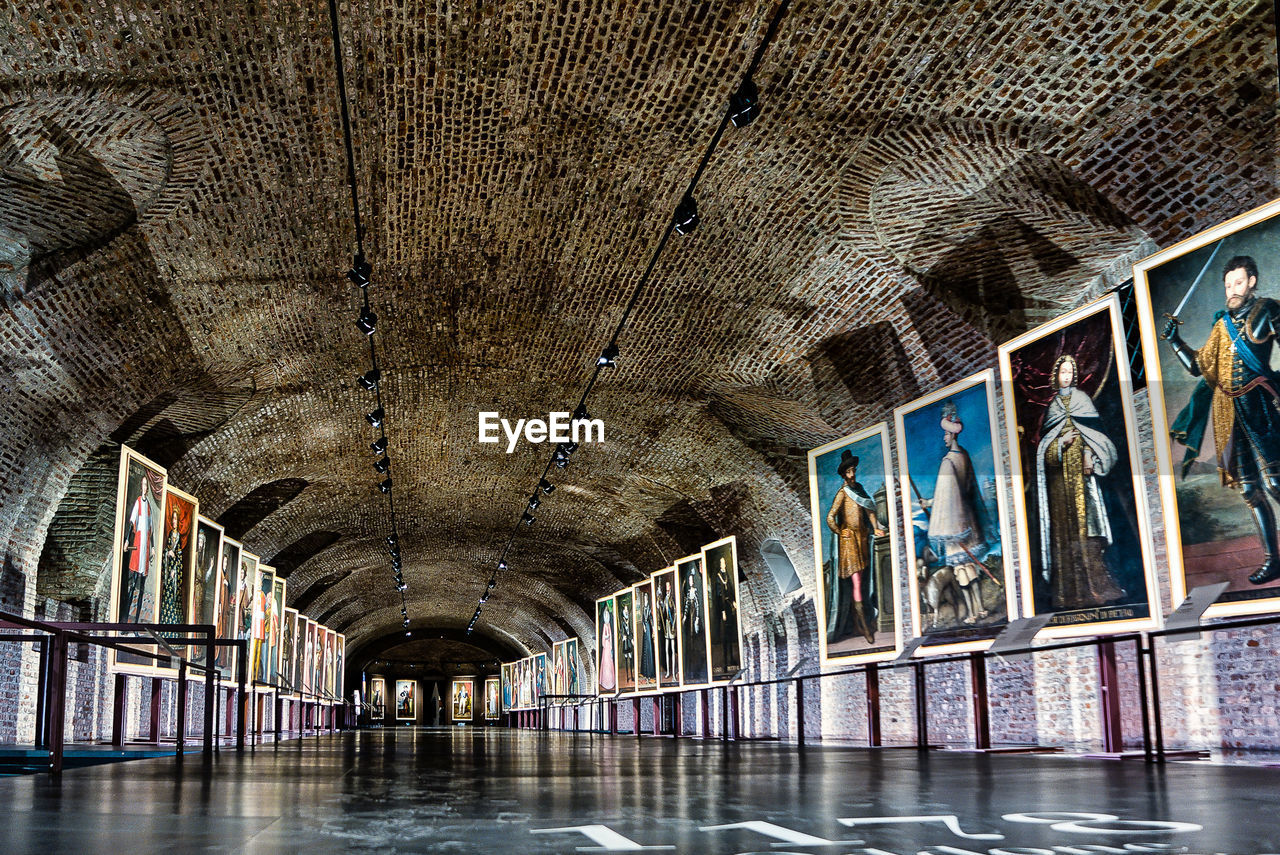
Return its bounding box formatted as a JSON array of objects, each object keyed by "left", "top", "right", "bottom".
[
  {"left": 34, "top": 636, "right": 48, "bottom": 749},
  {"left": 204, "top": 632, "right": 216, "bottom": 754},
  {"left": 699, "top": 689, "right": 710, "bottom": 738},
  {"left": 1147, "top": 638, "right": 1166, "bottom": 763},
  {"left": 149, "top": 677, "right": 163, "bottom": 742},
  {"left": 275, "top": 691, "right": 283, "bottom": 743},
  {"left": 914, "top": 660, "right": 929, "bottom": 749},
  {"left": 177, "top": 662, "right": 188, "bottom": 756},
  {"left": 796, "top": 677, "right": 805, "bottom": 747},
  {"left": 652, "top": 696, "right": 661, "bottom": 736},
  {"left": 865, "top": 666, "right": 882, "bottom": 747},
  {"left": 46, "top": 631, "right": 68, "bottom": 775},
  {"left": 111, "top": 672, "right": 127, "bottom": 747},
  {"left": 236, "top": 641, "right": 248, "bottom": 752},
  {"left": 1134, "top": 635, "right": 1153, "bottom": 763},
  {"left": 1097, "top": 639, "right": 1123, "bottom": 753},
  {"left": 970, "top": 651, "right": 990, "bottom": 750}
]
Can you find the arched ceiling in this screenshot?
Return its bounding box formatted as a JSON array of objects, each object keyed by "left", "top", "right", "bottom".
[{"left": 2, "top": 0, "right": 1277, "bottom": 665}]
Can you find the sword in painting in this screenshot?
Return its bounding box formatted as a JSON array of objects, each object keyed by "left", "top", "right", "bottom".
[{"left": 1162, "top": 238, "right": 1224, "bottom": 334}]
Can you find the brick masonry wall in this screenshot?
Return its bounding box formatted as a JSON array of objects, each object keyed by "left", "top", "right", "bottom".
[{"left": 4, "top": 0, "right": 1280, "bottom": 757}]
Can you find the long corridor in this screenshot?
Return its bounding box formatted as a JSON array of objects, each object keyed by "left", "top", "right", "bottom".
[{"left": 1, "top": 730, "right": 1277, "bottom": 854}]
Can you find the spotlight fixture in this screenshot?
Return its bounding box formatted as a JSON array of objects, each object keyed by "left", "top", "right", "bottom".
[
  {"left": 358, "top": 368, "right": 381, "bottom": 391},
  {"left": 374, "top": 456, "right": 391, "bottom": 474},
  {"left": 370, "top": 436, "right": 387, "bottom": 454},
  {"left": 521, "top": 511, "right": 535, "bottom": 526},
  {"left": 488, "top": 577, "right": 497, "bottom": 589},
  {"left": 538, "top": 479, "right": 555, "bottom": 495},
  {"left": 392, "top": 558, "right": 402, "bottom": 572},
  {"left": 480, "top": 592, "right": 489, "bottom": 604},
  {"left": 378, "top": 478, "right": 392, "bottom": 494},
  {"left": 347, "top": 255, "right": 372, "bottom": 288},
  {"left": 572, "top": 405, "right": 592, "bottom": 424},
  {"left": 403, "top": 617, "right": 410, "bottom": 627},
  {"left": 397, "top": 581, "right": 407, "bottom": 592},
  {"left": 528, "top": 496, "right": 541, "bottom": 511},
  {"left": 498, "top": 560, "right": 508, "bottom": 571},
  {"left": 553, "top": 454, "right": 569, "bottom": 470},
  {"left": 673, "top": 193, "right": 699, "bottom": 235},
  {"left": 387, "top": 533, "right": 398, "bottom": 549},
  {"left": 728, "top": 77, "right": 760, "bottom": 128},
  {"left": 597, "top": 343, "right": 619, "bottom": 368},
  {"left": 356, "top": 307, "right": 378, "bottom": 335},
  {"left": 563, "top": 441, "right": 579, "bottom": 455},
  {"left": 365, "top": 407, "right": 384, "bottom": 428}
]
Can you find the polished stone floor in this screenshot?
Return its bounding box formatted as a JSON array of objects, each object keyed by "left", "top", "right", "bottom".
[{"left": 1, "top": 727, "right": 1277, "bottom": 854}]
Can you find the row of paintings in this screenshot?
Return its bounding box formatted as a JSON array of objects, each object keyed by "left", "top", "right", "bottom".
[
  {"left": 596, "top": 535, "right": 743, "bottom": 697},
  {"left": 808, "top": 199, "right": 1280, "bottom": 665},
  {"left": 502, "top": 652, "right": 547, "bottom": 712},
  {"left": 108, "top": 445, "right": 344, "bottom": 698}
]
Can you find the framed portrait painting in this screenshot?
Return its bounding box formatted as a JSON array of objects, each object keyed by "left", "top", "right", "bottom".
[
  {"left": 552, "top": 640, "right": 567, "bottom": 696},
  {"left": 652, "top": 568, "right": 681, "bottom": 689},
  {"left": 676, "top": 554, "right": 710, "bottom": 686},
  {"left": 192, "top": 516, "right": 223, "bottom": 667},
  {"left": 807, "top": 422, "right": 903, "bottom": 664},
  {"left": 281, "top": 607, "right": 298, "bottom": 694},
  {"left": 335, "top": 634, "right": 345, "bottom": 698},
  {"left": 153, "top": 484, "right": 198, "bottom": 669},
  {"left": 108, "top": 445, "right": 167, "bottom": 674},
  {"left": 483, "top": 675, "right": 499, "bottom": 721},
  {"left": 501, "top": 662, "right": 513, "bottom": 710},
  {"left": 214, "top": 536, "right": 242, "bottom": 677},
  {"left": 893, "top": 370, "right": 1019, "bottom": 652},
  {"left": 484, "top": 676, "right": 500, "bottom": 721},
  {"left": 595, "top": 596, "right": 618, "bottom": 696},
  {"left": 452, "top": 678, "right": 474, "bottom": 722},
  {"left": 614, "top": 589, "right": 636, "bottom": 694},
  {"left": 998, "top": 294, "right": 1161, "bottom": 637},
  {"left": 634, "top": 580, "right": 659, "bottom": 692},
  {"left": 703, "top": 536, "right": 743, "bottom": 681},
  {"left": 1134, "top": 198, "right": 1280, "bottom": 618},
  {"left": 370, "top": 676, "right": 386, "bottom": 717},
  {"left": 396, "top": 679, "right": 416, "bottom": 721},
  {"left": 565, "top": 638, "right": 580, "bottom": 695}
]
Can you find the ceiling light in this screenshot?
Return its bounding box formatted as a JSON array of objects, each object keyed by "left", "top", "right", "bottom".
[
  {"left": 563, "top": 441, "right": 578, "bottom": 455},
  {"left": 673, "top": 193, "right": 699, "bottom": 235},
  {"left": 347, "top": 255, "right": 372, "bottom": 287},
  {"left": 356, "top": 308, "right": 377, "bottom": 335},
  {"left": 397, "top": 581, "right": 407, "bottom": 592},
  {"left": 728, "top": 77, "right": 760, "bottom": 128},
  {"left": 528, "top": 496, "right": 540, "bottom": 510},
  {"left": 365, "top": 407, "right": 384, "bottom": 428},
  {"left": 538, "top": 479, "right": 555, "bottom": 495},
  {"left": 597, "top": 343, "right": 619, "bottom": 368},
  {"left": 572, "top": 405, "right": 591, "bottom": 424},
  {"left": 498, "top": 560, "right": 507, "bottom": 571},
  {"left": 374, "top": 456, "right": 391, "bottom": 474},
  {"left": 358, "top": 368, "right": 381, "bottom": 391},
  {"left": 379, "top": 478, "right": 392, "bottom": 494},
  {"left": 487, "top": 578, "right": 497, "bottom": 589},
  {"left": 521, "top": 511, "right": 535, "bottom": 526},
  {"left": 370, "top": 436, "right": 387, "bottom": 454}
]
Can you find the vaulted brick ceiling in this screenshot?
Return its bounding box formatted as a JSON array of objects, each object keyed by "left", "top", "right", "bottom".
[{"left": 2, "top": 0, "right": 1276, "bottom": 672}]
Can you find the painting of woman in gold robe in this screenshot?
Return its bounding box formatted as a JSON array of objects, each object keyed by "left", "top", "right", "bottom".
[
  {"left": 999, "top": 294, "right": 1159, "bottom": 635},
  {"left": 1035, "top": 354, "right": 1127, "bottom": 610}
]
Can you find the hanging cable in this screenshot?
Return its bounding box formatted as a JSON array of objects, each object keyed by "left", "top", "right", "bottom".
[
  {"left": 327, "top": 0, "right": 409, "bottom": 630},
  {"left": 468, "top": 0, "right": 793, "bottom": 634}
]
